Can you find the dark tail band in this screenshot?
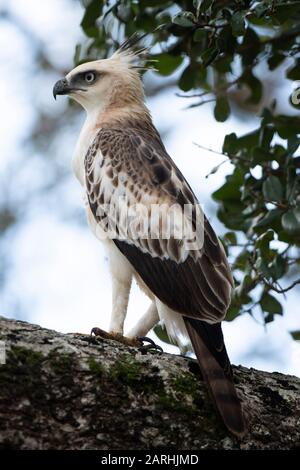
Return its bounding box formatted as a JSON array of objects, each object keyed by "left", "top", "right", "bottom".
[{"left": 183, "top": 316, "right": 246, "bottom": 438}]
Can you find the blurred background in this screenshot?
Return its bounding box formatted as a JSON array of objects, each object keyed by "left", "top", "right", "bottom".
[{"left": 0, "top": 0, "right": 299, "bottom": 375}]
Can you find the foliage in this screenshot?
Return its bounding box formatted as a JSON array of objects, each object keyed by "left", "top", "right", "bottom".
[{"left": 77, "top": 0, "right": 300, "bottom": 337}]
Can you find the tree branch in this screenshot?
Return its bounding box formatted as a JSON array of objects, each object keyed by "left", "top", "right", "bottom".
[{"left": 0, "top": 316, "right": 299, "bottom": 450}]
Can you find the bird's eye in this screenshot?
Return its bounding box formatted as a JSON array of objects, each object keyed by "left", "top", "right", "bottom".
[{"left": 84, "top": 72, "right": 96, "bottom": 84}]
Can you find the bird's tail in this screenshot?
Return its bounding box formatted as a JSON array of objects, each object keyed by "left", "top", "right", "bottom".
[{"left": 183, "top": 316, "right": 246, "bottom": 438}]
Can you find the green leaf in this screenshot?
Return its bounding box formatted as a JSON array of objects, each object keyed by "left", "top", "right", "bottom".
[
  {"left": 214, "top": 55, "right": 232, "bottom": 73},
  {"left": 255, "top": 256, "right": 271, "bottom": 278},
  {"left": 281, "top": 208, "right": 300, "bottom": 235},
  {"left": 273, "top": 3, "right": 300, "bottom": 24},
  {"left": 172, "top": 11, "right": 195, "bottom": 27},
  {"left": 80, "top": 0, "right": 103, "bottom": 37},
  {"left": 275, "top": 115, "right": 300, "bottom": 139},
  {"left": 236, "top": 129, "right": 260, "bottom": 150},
  {"left": 287, "top": 59, "right": 300, "bottom": 80},
  {"left": 260, "top": 125, "right": 275, "bottom": 149},
  {"left": 223, "top": 129, "right": 260, "bottom": 157},
  {"left": 234, "top": 278, "right": 253, "bottom": 304},
  {"left": 234, "top": 249, "right": 251, "bottom": 271},
  {"left": 223, "top": 132, "right": 238, "bottom": 154},
  {"left": 272, "top": 145, "right": 286, "bottom": 162},
  {"left": 290, "top": 330, "right": 300, "bottom": 341},
  {"left": 264, "top": 312, "right": 275, "bottom": 324},
  {"left": 218, "top": 201, "right": 249, "bottom": 231},
  {"left": 179, "top": 65, "right": 196, "bottom": 91},
  {"left": 269, "top": 255, "right": 287, "bottom": 281},
  {"left": 256, "top": 230, "right": 274, "bottom": 250},
  {"left": 201, "top": 47, "right": 219, "bottom": 67},
  {"left": 193, "top": 28, "right": 206, "bottom": 42},
  {"left": 199, "top": 0, "right": 213, "bottom": 13},
  {"left": 153, "top": 324, "right": 174, "bottom": 345},
  {"left": 262, "top": 175, "right": 283, "bottom": 202},
  {"left": 153, "top": 54, "right": 183, "bottom": 76},
  {"left": 225, "top": 304, "right": 240, "bottom": 322},
  {"left": 260, "top": 293, "right": 283, "bottom": 315},
  {"left": 286, "top": 167, "right": 298, "bottom": 200},
  {"left": 235, "top": 274, "right": 253, "bottom": 297},
  {"left": 73, "top": 44, "right": 81, "bottom": 65},
  {"left": 241, "top": 28, "right": 260, "bottom": 67},
  {"left": 135, "top": 12, "right": 157, "bottom": 31},
  {"left": 268, "top": 53, "right": 285, "bottom": 71},
  {"left": 287, "top": 135, "right": 300, "bottom": 154},
  {"left": 254, "top": 3, "right": 270, "bottom": 18},
  {"left": 214, "top": 96, "right": 230, "bottom": 122},
  {"left": 139, "top": 0, "right": 171, "bottom": 6},
  {"left": 231, "top": 11, "right": 246, "bottom": 37},
  {"left": 242, "top": 203, "right": 258, "bottom": 216},
  {"left": 252, "top": 147, "right": 271, "bottom": 165},
  {"left": 223, "top": 232, "right": 237, "bottom": 245},
  {"left": 212, "top": 168, "right": 243, "bottom": 201},
  {"left": 254, "top": 209, "right": 283, "bottom": 233},
  {"left": 217, "top": 25, "right": 236, "bottom": 54}
]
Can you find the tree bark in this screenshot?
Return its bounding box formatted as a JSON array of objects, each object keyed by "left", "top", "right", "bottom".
[{"left": 0, "top": 315, "right": 299, "bottom": 450}]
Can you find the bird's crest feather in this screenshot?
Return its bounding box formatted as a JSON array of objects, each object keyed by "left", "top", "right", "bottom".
[{"left": 112, "top": 32, "right": 157, "bottom": 72}]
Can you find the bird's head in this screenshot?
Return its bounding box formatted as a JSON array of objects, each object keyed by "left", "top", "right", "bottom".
[{"left": 53, "top": 47, "right": 147, "bottom": 116}]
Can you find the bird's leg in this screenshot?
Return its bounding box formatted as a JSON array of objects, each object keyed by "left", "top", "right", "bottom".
[
  {"left": 91, "top": 327, "right": 141, "bottom": 347},
  {"left": 127, "top": 301, "right": 159, "bottom": 338},
  {"left": 127, "top": 302, "right": 163, "bottom": 353},
  {"left": 108, "top": 273, "right": 132, "bottom": 335},
  {"left": 91, "top": 243, "right": 138, "bottom": 345},
  {"left": 91, "top": 273, "right": 134, "bottom": 343},
  {"left": 91, "top": 244, "right": 162, "bottom": 351},
  {"left": 92, "top": 301, "right": 163, "bottom": 352}
]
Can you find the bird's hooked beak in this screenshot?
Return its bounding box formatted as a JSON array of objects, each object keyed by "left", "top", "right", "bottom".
[
  {"left": 53, "top": 78, "right": 87, "bottom": 100},
  {"left": 53, "top": 78, "right": 73, "bottom": 100}
]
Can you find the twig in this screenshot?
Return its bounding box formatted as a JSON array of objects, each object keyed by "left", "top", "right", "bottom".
[
  {"left": 205, "top": 159, "right": 228, "bottom": 178},
  {"left": 249, "top": 255, "right": 300, "bottom": 294},
  {"left": 176, "top": 91, "right": 212, "bottom": 99},
  {"left": 249, "top": 188, "right": 290, "bottom": 210},
  {"left": 177, "top": 77, "right": 239, "bottom": 101},
  {"left": 262, "top": 278, "right": 300, "bottom": 294},
  {"left": 185, "top": 98, "right": 216, "bottom": 109},
  {"left": 193, "top": 141, "right": 252, "bottom": 164},
  {"left": 195, "top": 22, "right": 228, "bottom": 30},
  {"left": 193, "top": 142, "right": 225, "bottom": 157},
  {"left": 287, "top": 257, "right": 300, "bottom": 266}
]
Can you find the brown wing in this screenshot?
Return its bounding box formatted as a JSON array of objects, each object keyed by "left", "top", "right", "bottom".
[{"left": 85, "top": 126, "right": 233, "bottom": 323}]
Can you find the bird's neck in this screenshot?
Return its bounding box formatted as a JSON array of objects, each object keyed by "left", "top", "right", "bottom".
[{"left": 94, "top": 101, "right": 152, "bottom": 129}]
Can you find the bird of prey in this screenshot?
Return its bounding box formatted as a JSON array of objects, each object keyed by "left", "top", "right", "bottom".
[{"left": 53, "top": 39, "right": 245, "bottom": 437}]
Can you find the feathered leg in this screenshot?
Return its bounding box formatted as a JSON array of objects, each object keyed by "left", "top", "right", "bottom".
[
  {"left": 127, "top": 301, "right": 159, "bottom": 337},
  {"left": 91, "top": 242, "right": 136, "bottom": 345}
]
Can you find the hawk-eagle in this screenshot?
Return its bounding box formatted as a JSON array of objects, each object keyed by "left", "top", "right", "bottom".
[{"left": 53, "top": 41, "right": 245, "bottom": 437}]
